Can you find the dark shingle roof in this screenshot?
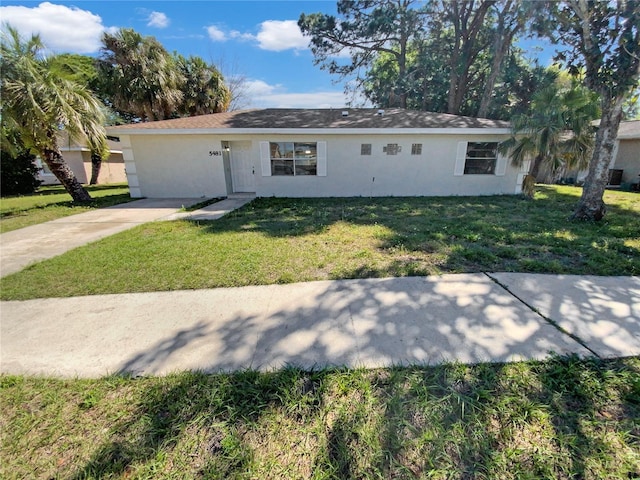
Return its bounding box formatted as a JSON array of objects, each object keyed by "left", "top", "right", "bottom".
[{"left": 109, "top": 108, "right": 510, "bottom": 131}]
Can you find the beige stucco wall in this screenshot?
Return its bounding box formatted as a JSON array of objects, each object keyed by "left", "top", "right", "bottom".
[
  {"left": 38, "top": 150, "right": 127, "bottom": 185},
  {"left": 124, "top": 132, "right": 523, "bottom": 198},
  {"left": 612, "top": 139, "right": 640, "bottom": 184},
  {"left": 81, "top": 151, "right": 127, "bottom": 184}
]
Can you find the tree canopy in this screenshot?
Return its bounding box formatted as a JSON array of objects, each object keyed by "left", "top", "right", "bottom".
[
  {"left": 300, "top": 0, "right": 551, "bottom": 119},
  {"left": 95, "top": 28, "right": 231, "bottom": 122}
]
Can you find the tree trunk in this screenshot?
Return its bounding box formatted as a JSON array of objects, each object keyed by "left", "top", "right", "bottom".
[
  {"left": 477, "top": 1, "right": 520, "bottom": 118},
  {"left": 89, "top": 151, "right": 102, "bottom": 185},
  {"left": 42, "top": 148, "right": 92, "bottom": 202},
  {"left": 445, "top": 1, "right": 494, "bottom": 115},
  {"left": 530, "top": 153, "right": 544, "bottom": 180},
  {"left": 571, "top": 94, "right": 624, "bottom": 221}
]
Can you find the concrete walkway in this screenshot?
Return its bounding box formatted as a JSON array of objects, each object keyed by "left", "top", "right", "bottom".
[
  {"left": 0, "top": 196, "right": 254, "bottom": 277},
  {"left": 2, "top": 274, "right": 638, "bottom": 378},
  {"left": 165, "top": 194, "right": 255, "bottom": 221}
]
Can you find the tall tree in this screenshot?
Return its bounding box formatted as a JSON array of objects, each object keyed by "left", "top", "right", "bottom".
[
  {"left": 364, "top": 38, "right": 555, "bottom": 119},
  {"left": 299, "top": 0, "right": 428, "bottom": 108},
  {"left": 302, "top": 0, "right": 539, "bottom": 118},
  {"left": 477, "top": 0, "right": 531, "bottom": 117},
  {"left": 96, "top": 28, "right": 183, "bottom": 122},
  {"left": 174, "top": 54, "right": 230, "bottom": 116},
  {"left": 1, "top": 26, "right": 107, "bottom": 202},
  {"left": 553, "top": 0, "right": 640, "bottom": 220},
  {"left": 437, "top": 0, "right": 495, "bottom": 114}
]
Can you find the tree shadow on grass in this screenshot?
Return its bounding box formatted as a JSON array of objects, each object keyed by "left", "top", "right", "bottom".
[
  {"left": 72, "top": 366, "right": 329, "bottom": 479},
  {"left": 191, "top": 189, "right": 640, "bottom": 277},
  {"left": 0, "top": 193, "right": 133, "bottom": 220}
]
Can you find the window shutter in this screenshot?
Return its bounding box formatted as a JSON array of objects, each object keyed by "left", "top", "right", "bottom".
[
  {"left": 317, "top": 141, "right": 327, "bottom": 176},
  {"left": 495, "top": 154, "right": 507, "bottom": 176},
  {"left": 259, "top": 141, "right": 271, "bottom": 176},
  {"left": 454, "top": 142, "right": 467, "bottom": 176}
]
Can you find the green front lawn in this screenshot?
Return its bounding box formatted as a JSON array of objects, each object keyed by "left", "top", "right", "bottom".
[
  {"left": 1, "top": 185, "right": 638, "bottom": 301},
  {"left": 2, "top": 356, "right": 639, "bottom": 479},
  {"left": 0, "top": 183, "right": 132, "bottom": 233}
]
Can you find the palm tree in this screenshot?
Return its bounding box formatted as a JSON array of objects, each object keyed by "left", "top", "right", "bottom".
[
  {"left": 499, "top": 83, "right": 599, "bottom": 197},
  {"left": 175, "top": 54, "right": 230, "bottom": 116},
  {"left": 1, "top": 25, "right": 107, "bottom": 202},
  {"left": 96, "top": 28, "right": 183, "bottom": 122}
]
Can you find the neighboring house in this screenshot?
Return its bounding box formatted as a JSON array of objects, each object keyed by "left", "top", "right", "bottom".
[
  {"left": 539, "top": 119, "right": 640, "bottom": 188},
  {"left": 106, "top": 108, "right": 526, "bottom": 199},
  {"left": 611, "top": 120, "right": 640, "bottom": 187},
  {"left": 37, "top": 134, "right": 126, "bottom": 185}
]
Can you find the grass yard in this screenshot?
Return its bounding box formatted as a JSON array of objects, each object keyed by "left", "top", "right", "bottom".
[
  {"left": 1, "top": 185, "right": 638, "bottom": 301},
  {"left": 0, "top": 183, "right": 132, "bottom": 233},
  {"left": 1, "top": 356, "right": 639, "bottom": 479}
]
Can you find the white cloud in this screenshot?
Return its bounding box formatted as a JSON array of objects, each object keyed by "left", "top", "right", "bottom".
[
  {"left": 206, "top": 20, "right": 307, "bottom": 51},
  {"left": 256, "top": 20, "right": 308, "bottom": 51},
  {"left": 245, "top": 79, "right": 279, "bottom": 97},
  {"left": 230, "top": 30, "right": 256, "bottom": 42},
  {"left": 0, "top": 2, "right": 114, "bottom": 54},
  {"left": 147, "top": 11, "right": 169, "bottom": 28},
  {"left": 207, "top": 25, "right": 227, "bottom": 42},
  {"left": 244, "top": 79, "right": 355, "bottom": 108}
]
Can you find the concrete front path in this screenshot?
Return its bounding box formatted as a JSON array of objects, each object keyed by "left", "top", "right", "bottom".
[
  {"left": 165, "top": 194, "right": 255, "bottom": 221},
  {"left": 2, "top": 274, "right": 638, "bottom": 378},
  {"left": 0, "top": 197, "right": 252, "bottom": 277}
]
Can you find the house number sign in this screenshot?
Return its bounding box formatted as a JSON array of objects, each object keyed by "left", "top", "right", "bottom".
[{"left": 209, "top": 150, "right": 222, "bottom": 156}]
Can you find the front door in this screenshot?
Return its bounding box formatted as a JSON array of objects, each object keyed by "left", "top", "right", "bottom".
[{"left": 230, "top": 141, "right": 255, "bottom": 193}]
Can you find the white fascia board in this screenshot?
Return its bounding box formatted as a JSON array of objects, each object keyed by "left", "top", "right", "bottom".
[
  {"left": 59, "top": 146, "right": 125, "bottom": 154},
  {"left": 60, "top": 146, "right": 90, "bottom": 152},
  {"left": 106, "top": 127, "right": 512, "bottom": 136}
]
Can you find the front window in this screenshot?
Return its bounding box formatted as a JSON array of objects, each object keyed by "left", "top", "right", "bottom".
[
  {"left": 464, "top": 142, "right": 498, "bottom": 174},
  {"left": 270, "top": 142, "right": 317, "bottom": 176}
]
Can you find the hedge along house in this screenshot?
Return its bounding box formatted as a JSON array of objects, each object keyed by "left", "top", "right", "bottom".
[{"left": 106, "top": 108, "right": 526, "bottom": 199}]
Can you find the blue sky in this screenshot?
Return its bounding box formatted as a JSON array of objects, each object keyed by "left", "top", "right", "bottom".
[{"left": 0, "top": 1, "right": 556, "bottom": 109}]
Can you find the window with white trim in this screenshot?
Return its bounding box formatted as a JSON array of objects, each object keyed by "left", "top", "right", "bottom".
[
  {"left": 464, "top": 142, "right": 498, "bottom": 174},
  {"left": 361, "top": 143, "right": 372, "bottom": 155},
  {"left": 270, "top": 142, "right": 317, "bottom": 176},
  {"left": 411, "top": 143, "right": 422, "bottom": 155}
]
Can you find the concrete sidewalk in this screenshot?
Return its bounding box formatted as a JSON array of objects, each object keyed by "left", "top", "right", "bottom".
[
  {"left": 1, "top": 274, "right": 638, "bottom": 378},
  {"left": 0, "top": 196, "right": 253, "bottom": 277}
]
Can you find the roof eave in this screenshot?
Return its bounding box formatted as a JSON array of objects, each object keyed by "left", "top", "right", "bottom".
[{"left": 106, "top": 127, "right": 512, "bottom": 136}]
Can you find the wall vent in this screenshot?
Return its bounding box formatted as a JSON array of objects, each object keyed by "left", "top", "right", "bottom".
[
  {"left": 377, "top": 109, "right": 385, "bottom": 116},
  {"left": 342, "top": 110, "right": 349, "bottom": 117}
]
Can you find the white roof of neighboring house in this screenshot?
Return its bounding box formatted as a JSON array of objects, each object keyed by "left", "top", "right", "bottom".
[
  {"left": 107, "top": 108, "right": 511, "bottom": 136},
  {"left": 57, "top": 132, "right": 123, "bottom": 153},
  {"left": 618, "top": 120, "right": 640, "bottom": 140}
]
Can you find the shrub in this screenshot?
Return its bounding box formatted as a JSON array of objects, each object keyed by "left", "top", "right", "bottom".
[{"left": 0, "top": 150, "right": 41, "bottom": 196}]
